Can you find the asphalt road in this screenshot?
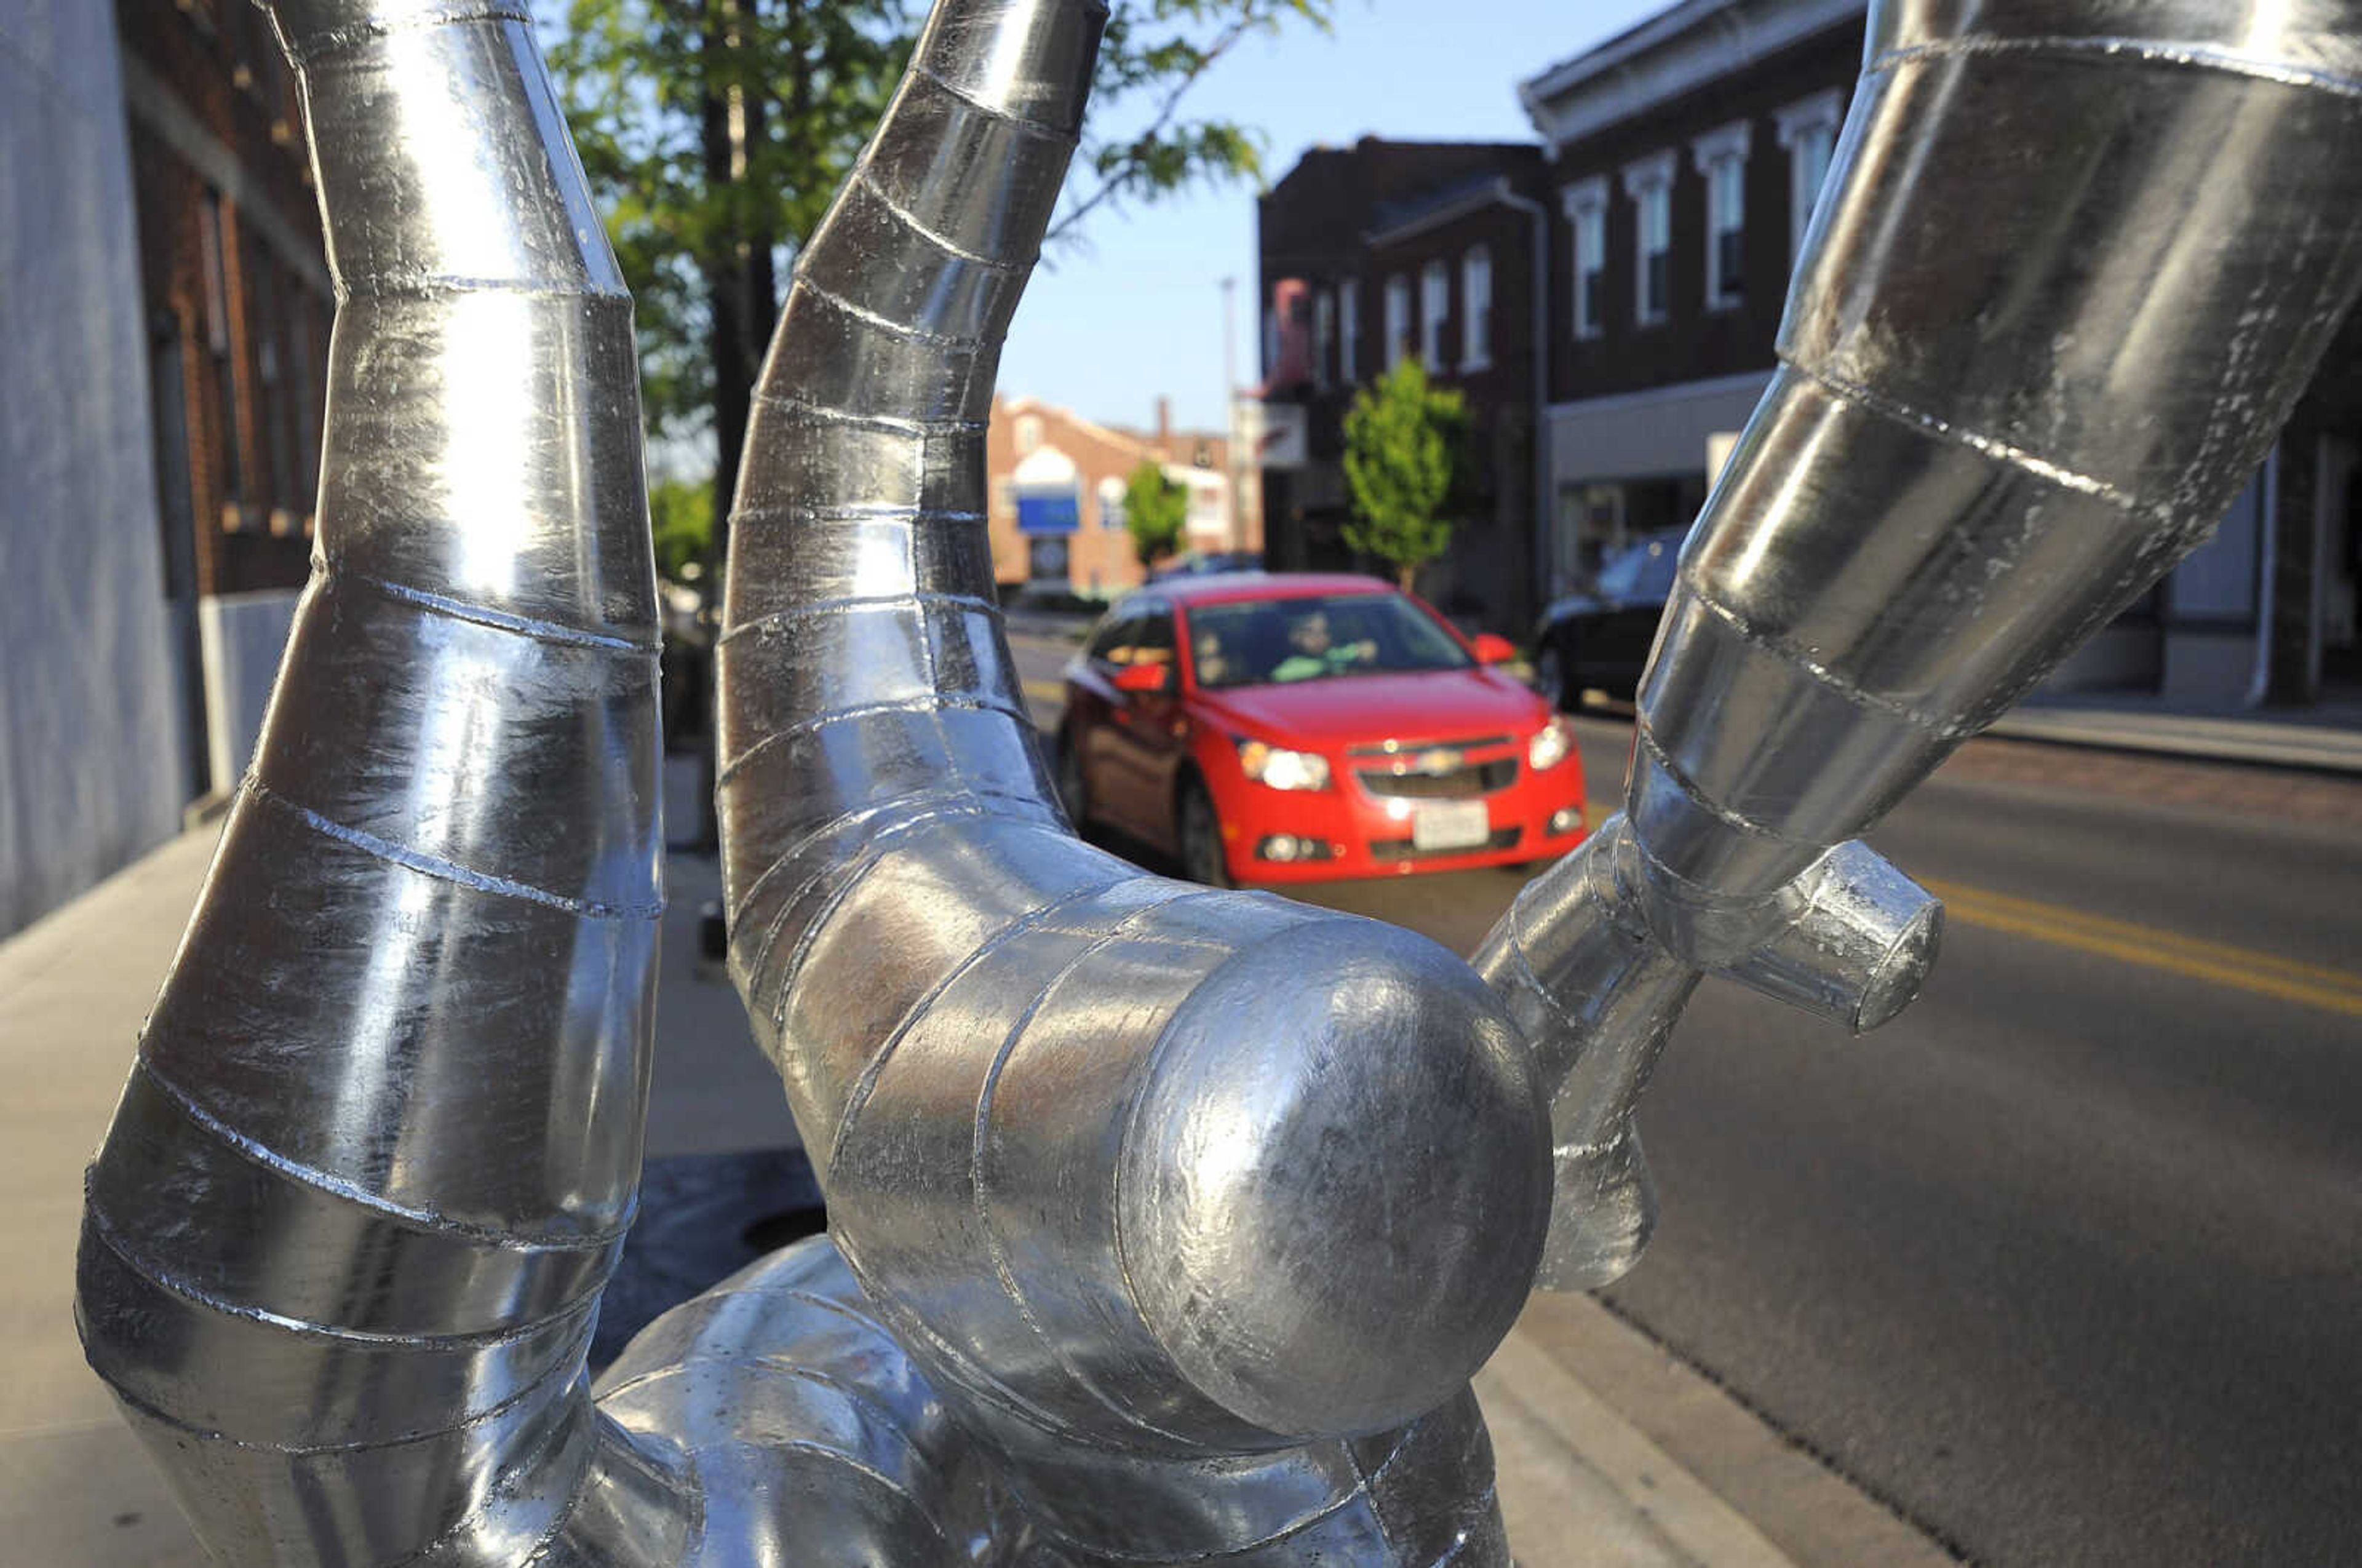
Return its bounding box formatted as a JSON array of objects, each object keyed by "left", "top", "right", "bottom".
[{"left": 1011, "top": 631, "right": 2362, "bottom": 1567}]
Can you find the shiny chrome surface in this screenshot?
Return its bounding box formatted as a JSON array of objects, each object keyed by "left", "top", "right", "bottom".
[
  {"left": 712, "top": 0, "right": 1542, "bottom": 1556},
  {"left": 74, "top": 2, "right": 685, "bottom": 1564},
  {"left": 1477, "top": 0, "right": 2362, "bottom": 1289},
  {"left": 77, "top": 0, "right": 2362, "bottom": 1561}
]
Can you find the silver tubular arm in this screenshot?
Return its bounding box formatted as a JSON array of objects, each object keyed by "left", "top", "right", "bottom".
[
  {"left": 715, "top": 0, "right": 1548, "bottom": 1559},
  {"left": 1481, "top": 0, "right": 2362, "bottom": 1290},
  {"left": 74, "top": 4, "right": 691, "bottom": 1563}
]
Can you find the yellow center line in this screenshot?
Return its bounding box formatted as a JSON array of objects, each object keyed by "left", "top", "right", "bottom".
[
  {"left": 1920, "top": 877, "right": 2362, "bottom": 1021},
  {"left": 1022, "top": 679, "right": 1066, "bottom": 705}
]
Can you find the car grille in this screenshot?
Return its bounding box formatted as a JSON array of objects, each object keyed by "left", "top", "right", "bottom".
[
  {"left": 1356, "top": 758, "right": 1520, "bottom": 800},
  {"left": 1370, "top": 827, "right": 1522, "bottom": 862},
  {"left": 1346, "top": 734, "right": 1511, "bottom": 758}
]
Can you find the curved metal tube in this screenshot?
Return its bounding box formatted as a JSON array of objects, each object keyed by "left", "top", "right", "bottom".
[
  {"left": 74, "top": 3, "right": 689, "bottom": 1562},
  {"left": 75, "top": 0, "right": 2362, "bottom": 1561},
  {"left": 712, "top": 0, "right": 1546, "bottom": 1557},
  {"left": 1481, "top": 0, "right": 2362, "bottom": 1287}
]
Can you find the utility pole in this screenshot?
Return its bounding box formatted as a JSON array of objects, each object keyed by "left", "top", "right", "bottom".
[{"left": 1221, "top": 276, "right": 1241, "bottom": 551}]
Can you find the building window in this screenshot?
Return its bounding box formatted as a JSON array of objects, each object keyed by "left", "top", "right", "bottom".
[
  {"left": 1562, "top": 177, "right": 1607, "bottom": 340},
  {"left": 1384, "top": 275, "right": 1409, "bottom": 371},
  {"left": 1691, "top": 120, "right": 1751, "bottom": 311},
  {"left": 1340, "top": 278, "right": 1359, "bottom": 383},
  {"left": 1775, "top": 89, "right": 1845, "bottom": 260},
  {"left": 197, "top": 188, "right": 245, "bottom": 517},
  {"left": 1461, "top": 247, "right": 1492, "bottom": 371},
  {"left": 1621, "top": 151, "right": 1675, "bottom": 327},
  {"left": 1420, "top": 261, "right": 1449, "bottom": 370},
  {"left": 1098, "top": 476, "right": 1128, "bottom": 531},
  {"left": 1313, "top": 289, "right": 1335, "bottom": 391}
]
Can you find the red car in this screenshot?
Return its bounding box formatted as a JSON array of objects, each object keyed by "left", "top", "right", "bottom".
[{"left": 1056, "top": 573, "right": 1589, "bottom": 886}]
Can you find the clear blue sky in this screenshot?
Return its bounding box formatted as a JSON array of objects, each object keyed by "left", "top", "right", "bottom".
[{"left": 998, "top": 0, "right": 1668, "bottom": 434}]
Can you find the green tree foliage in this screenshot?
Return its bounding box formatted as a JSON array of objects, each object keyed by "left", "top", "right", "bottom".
[
  {"left": 1123, "top": 460, "right": 1188, "bottom": 567},
  {"left": 544, "top": 0, "right": 1332, "bottom": 555},
  {"left": 1341, "top": 359, "right": 1466, "bottom": 592},
  {"left": 649, "top": 475, "right": 716, "bottom": 581}
]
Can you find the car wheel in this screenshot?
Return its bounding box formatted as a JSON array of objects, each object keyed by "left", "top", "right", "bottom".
[
  {"left": 1177, "top": 778, "right": 1232, "bottom": 889},
  {"left": 1055, "top": 726, "right": 1090, "bottom": 827},
  {"left": 1535, "top": 640, "right": 1571, "bottom": 712}
]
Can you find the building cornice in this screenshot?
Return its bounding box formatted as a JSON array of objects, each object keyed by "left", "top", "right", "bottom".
[{"left": 1518, "top": 0, "right": 1864, "bottom": 158}]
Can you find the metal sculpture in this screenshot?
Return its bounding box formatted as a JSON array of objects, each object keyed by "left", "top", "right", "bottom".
[{"left": 74, "top": 0, "right": 2362, "bottom": 1562}]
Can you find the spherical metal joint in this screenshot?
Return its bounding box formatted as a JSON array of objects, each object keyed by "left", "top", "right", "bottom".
[{"left": 1116, "top": 917, "right": 1553, "bottom": 1441}]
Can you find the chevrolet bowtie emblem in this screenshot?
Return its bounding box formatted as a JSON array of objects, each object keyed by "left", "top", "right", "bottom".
[{"left": 1413, "top": 748, "right": 1463, "bottom": 774}]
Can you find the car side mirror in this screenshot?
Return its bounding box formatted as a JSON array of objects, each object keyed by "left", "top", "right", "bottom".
[
  {"left": 1111, "top": 661, "right": 1175, "bottom": 695},
  {"left": 1470, "top": 633, "right": 1519, "bottom": 666}
]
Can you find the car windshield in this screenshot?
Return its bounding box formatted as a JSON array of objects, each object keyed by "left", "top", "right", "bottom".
[
  {"left": 1597, "top": 533, "right": 1684, "bottom": 600},
  {"left": 1185, "top": 592, "right": 1472, "bottom": 690}
]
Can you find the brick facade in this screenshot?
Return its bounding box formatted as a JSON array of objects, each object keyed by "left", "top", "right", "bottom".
[
  {"left": 1257, "top": 140, "right": 1548, "bottom": 630},
  {"left": 986, "top": 396, "right": 1245, "bottom": 597},
  {"left": 121, "top": 0, "right": 333, "bottom": 600}
]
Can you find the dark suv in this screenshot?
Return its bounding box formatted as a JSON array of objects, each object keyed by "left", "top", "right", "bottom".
[{"left": 1532, "top": 527, "right": 1688, "bottom": 710}]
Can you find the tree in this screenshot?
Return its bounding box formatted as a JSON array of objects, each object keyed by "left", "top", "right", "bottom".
[
  {"left": 1123, "top": 460, "right": 1187, "bottom": 567},
  {"left": 544, "top": 0, "right": 1334, "bottom": 560},
  {"left": 1341, "top": 359, "right": 1466, "bottom": 592},
  {"left": 649, "top": 475, "right": 716, "bottom": 581}
]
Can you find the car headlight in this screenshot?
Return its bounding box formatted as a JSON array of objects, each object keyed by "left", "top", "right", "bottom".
[
  {"left": 1527, "top": 717, "right": 1575, "bottom": 772},
  {"left": 1238, "top": 739, "right": 1330, "bottom": 792}
]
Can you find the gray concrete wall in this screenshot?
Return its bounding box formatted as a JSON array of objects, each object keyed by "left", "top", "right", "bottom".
[
  {"left": 199, "top": 588, "right": 302, "bottom": 796},
  {"left": 0, "top": 0, "right": 188, "bottom": 937}
]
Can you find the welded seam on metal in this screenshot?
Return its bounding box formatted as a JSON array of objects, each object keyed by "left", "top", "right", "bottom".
[
  {"left": 244, "top": 783, "right": 666, "bottom": 920},
  {"left": 1018, "top": 1420, "right": 1424, "bottom": 1567},
  {"left": 1867, "top": 34, "right": 2362, "bottom": 101},
  {"left": 749, "top": 388, "right": 991, "bottom": 434},
  {"left": 969, "top": 891, "right": 1210, "bottom": 1451},
  {"left": 849, "top": 169, "right": 1035, "bottom": 274},
  {"left": 279, "top": 4, "right": 533, "bottom": 66},
  {"left": 722, "top": 785, "right": 1049, "bottom": 933},
  {"left": 1674, "top": 581, "right": 1973, "bottom": 740},
  {"left": 730, "top": 501, "right": 988, "bottom": 527},
  {"left": 829, "top": 1227, "right": 1100, "bottom": 1444},
  {"left": 596, "top": 1353, "right": 955, "bottom": 1497},
  {"left": 734, "top": 802, "right": 1019, "bottom": 1022},
  {"left": 118, "top": 1061, "right": 639, "bottom": 1252},
  {"left": 909, "top": 60, "right": 1086, "bottom": 145},
  {"left": 335, "top": 274, "right": 634, "bottom": 304},
  {"left": 82, "top": 1205, "right": 603, "bottom": 1355},
  {"left": 1630, "top": 722, "right": 1824, "bottom": 845},
  {"left": 715, "top": 591, "right": 1004, "bottom": 645},
  {"left": 717, "top": 697, "right": 1033, "bottom": 788},
  {"left": 793, "top": 279, "right": 986, "bottom": 349},
  {"left": 1781, "top": 357, "right": 2153, "bottom": 522},
  {"left": 823, "top": 876, "right": 1136, "bottom": 1166},
  {"left": 341, "top": 571, "right": 659, "bottom": 654}
]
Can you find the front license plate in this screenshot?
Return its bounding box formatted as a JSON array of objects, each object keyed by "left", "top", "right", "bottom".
[{"left": 1411, "top": 800, "right": 1490, "bottom": 852}]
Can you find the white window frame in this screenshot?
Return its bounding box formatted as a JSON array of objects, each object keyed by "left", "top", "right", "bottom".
[
  {"left": 1420, "top": 260, "right": 1450, "bottom": 370},
  {"left": 1690, "top": 119, "right": 1751, "bottom": 311},
  {"left": 1383, "top": 274, "right": 1409, "bottom": 371},
  {"left": 1340, "top": 277, "right": 1359, "bottom": 383},
  {"left": 1620, "top": 149, "right": 1676, "bottom": 328},
  {"left": 1460, "top": 246, "right": 1492, "bottom": 371},
  {"left": 1561, "top": 175, "right": 1608, "bottom": 340},
  {"left": 1775, "top": 89, "right": 1844, "bottom": 260}
]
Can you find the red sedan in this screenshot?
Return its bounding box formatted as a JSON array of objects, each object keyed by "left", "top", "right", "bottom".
[{"left": 1056, "top": 573, "right": 1589, "bottom": 886}]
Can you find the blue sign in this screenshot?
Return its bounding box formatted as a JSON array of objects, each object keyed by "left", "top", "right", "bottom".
[{"left": 1017, "top": 490, "right": 1080, "bottom": 535}]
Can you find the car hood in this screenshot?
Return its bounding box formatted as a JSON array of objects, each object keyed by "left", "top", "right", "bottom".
[{"left": 1194, "top": 667, "right": 1547, "bottom": 749}]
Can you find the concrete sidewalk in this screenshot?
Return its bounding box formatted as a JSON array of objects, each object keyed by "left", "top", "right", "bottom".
[
  {"left": 0, "top": 822, "right": 1951, "bottom": 1567},
  {"left": 1987, "top": 701, "right": 2362, "bottom": 774}
]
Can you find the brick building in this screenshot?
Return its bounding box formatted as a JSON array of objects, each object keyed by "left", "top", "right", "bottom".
[
  {"left": 1519, "top": 0, "right": 2360, "bottom": 706},
  {"left": 1256, "top": 138, "right": 1548, "bottom": 628},
  {"left": 986, "top": 396, "right": 1248, "bottom": 597},
  {"left": 121, "top": 0, "right": 335, "bottom": 797}
]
